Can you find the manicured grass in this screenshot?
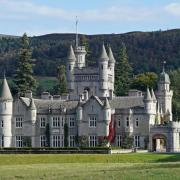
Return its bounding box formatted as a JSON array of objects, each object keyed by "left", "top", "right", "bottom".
[{"left": 0, "top": 153, "right": 180, "bottom": 179}]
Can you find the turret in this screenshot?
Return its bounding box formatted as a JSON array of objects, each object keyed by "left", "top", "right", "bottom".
[
  {"left": 108, "top": 46, "right": 115, "bottom": 95},
  {"left": 74, "top": 46, "right": 87, "bottom": 68},
  {"left": 99, "top": 44, "right": 109, "bottom": 97},
  {"left": 0, "top": 76, "right": 13, "bottom": 147},
  {"left": 76, "top": 102, "right": 83, "bottom": 121},
  {"left": 157, "top": 64, "right": 173, "bottom": 121},
  {"left": 66, "top": 45, "right": 76, "bottom": 92},
  {"left": 144, "top": 87, "right": 154, "bottom": 114},
  {"left": 28, "top": 98, "right": 37, "bottom": 124},
  {"left": 28, "top": 98, "right": 37, "bottom": 147},
  {"left": 103, "top": 98, "right": 111, "bottom": 136},
  {"left": 151, "top": 88, "right": 157, "bottom": 114}
]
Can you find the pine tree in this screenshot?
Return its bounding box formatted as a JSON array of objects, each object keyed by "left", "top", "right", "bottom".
[
  {"left": 55, "top": 65, "right": 67, "bottom": 95},
  {"left": 14, "top": 33, "right": 37, "bottom": 95},
  {"left": 115, "top": 43, "right": 132, "bottom": 96}
]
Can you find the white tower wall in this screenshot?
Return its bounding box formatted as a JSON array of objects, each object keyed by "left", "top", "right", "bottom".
[{"left": 0, "top": 100, "right": 12, "bottom": 147}]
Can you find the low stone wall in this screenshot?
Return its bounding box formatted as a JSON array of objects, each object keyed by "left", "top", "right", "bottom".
[{"left": 0, "top": 148, "right": 110, "bottom": 154}]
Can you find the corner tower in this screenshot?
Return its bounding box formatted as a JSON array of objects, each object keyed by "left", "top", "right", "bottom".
[
  {"left": 157, "top": 65, "right": 173, "bottom": 121},
  {"left": 99, "top": 44, "right": 109, "bottom": 97},
  {"left": 0, "top": 75, "right": 13, "bottom": 147},
  {"left": 66, "top": 45, "right": 76, "bottom": 94}
]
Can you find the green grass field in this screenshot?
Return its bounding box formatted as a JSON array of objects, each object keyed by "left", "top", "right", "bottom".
[{"left": 0, "top": 153, "right": 180, "bottom": 179}]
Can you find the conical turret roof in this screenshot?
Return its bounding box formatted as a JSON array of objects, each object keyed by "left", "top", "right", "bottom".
[
  {"left": 29, "top": 98, "right": 36, "bottom": 110},
  {"left": 108, "top": 46, "right": 115, "bottom": 63},
  {"left": 67, "top": 45, "right": 76, "bottom": 61},
  {"left": 151, "top": 88, "right": 156, "bottom": 101},
  {"left": 144, "top": 87, "right": 152, "bottom": 101},
  {"left": 103, "top": 97, "right": 110, "bottom": 109},
  {"left": 99, "top": 44, "right": 109, "bottom": 61},
  {"left": 0, "top": 76, "right": 13, "bottom": 101}
]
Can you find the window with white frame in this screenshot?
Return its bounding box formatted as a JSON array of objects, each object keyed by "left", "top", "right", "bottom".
[
  {"left": 117, "top": 135, "right": 122, "bottom": 147},
  {"left": 134, "top": 135, "right": 140, "bottom": 148},
  {"left": 40, "top": 135, "right": 46, "bottom": 147},
  {"left": 1, "top": 120, "right": 3, "bottom": 128},
  {"left": 0, "top": 136, "right": 4, "bottom": 147},
  {"left": 40, "top": 117, "right": 46, "bottom": 128},
  {"left": 52, "top": 117, "right": 60, "bottom": 127},
  {"left": 135, "top": 118, "right": 139, "bottom": 127},
  {"left": 126, "top": 117, "right": 129, "bottom": 127},
  {"left": 69, "top": 117, "right": 75, "bottom": 127},
  {"left": 69, "top": 135, "right": 75, "bottom": 147},
  {"left": 16, "top": 136, "right": 23, "bottom": 147},
  {"left": 89, "top": 135, "right": 97, "bottom": 147},
  {"left": 52, "top": 135, "right": 64, "bottom": 147},
  {"left": 16, "top": 117, "right": 23, "bottom": 128},
  {"left": 89, "top": 115, "right": 97, "bottom": 127}
]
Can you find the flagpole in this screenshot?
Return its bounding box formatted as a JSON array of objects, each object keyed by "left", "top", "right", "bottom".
[{"left": 75, "top": 16, "right": 78, "bottom": 48}]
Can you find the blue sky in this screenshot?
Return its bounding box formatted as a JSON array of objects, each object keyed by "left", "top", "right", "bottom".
[{"left": 0, "top": 0, "right": 180, "bottom": 36}]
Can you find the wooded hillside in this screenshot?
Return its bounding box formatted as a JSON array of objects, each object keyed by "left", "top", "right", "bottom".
[{"left": 0, "top": 29, "right": 180, "bottom": 77}]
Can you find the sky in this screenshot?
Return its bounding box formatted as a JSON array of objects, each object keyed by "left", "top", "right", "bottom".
[{"left": 1, "top": 0, "right": 180, "bottom": 36}]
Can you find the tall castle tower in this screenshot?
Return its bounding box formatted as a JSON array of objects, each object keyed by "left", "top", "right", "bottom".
[
  {"left": 157, "top": 65, "right": 173, "bottom": 121},
  {"left": 0, "top": 76, "right": 13, "bottom": 147},
  {"left": 66, "top": 20, "right": 115, "bottom": 99}
]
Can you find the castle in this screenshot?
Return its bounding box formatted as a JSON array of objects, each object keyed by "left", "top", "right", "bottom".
[{"left": 0, "top": 42, "right": 179, "bottom": 152}]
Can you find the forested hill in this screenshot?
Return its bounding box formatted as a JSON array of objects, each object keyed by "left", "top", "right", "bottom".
[{"left": 0, "top": 29, "right": 180, "bottom": 77}]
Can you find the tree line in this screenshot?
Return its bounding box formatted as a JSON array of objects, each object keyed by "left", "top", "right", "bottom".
[{"left": 5, "top": 33, "right": 180, "bottom": 121}]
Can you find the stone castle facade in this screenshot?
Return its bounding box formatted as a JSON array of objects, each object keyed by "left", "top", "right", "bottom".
[{"left": 0, "top": 43, "right": 179, "bottom": 152}]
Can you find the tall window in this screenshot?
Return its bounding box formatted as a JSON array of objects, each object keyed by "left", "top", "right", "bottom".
[
  {"left": 52, "top": 135, "right": 64, "bottom": 147},
  {"left": 117, "top": 135, "right": 122, "bottom": 147},
  {"left": 118, "top": 119, "right": 121, "bottom": 128},
  {"left": 134, "top": 135, "right": 140, "bottom": 148},
  {"left": 69, "top": 135, "right": 75, "bottom": 147},
  {"left": 69, "top": 117, "right": 75, "bottom": 127},
  {"left": 89, "top": 136, "right": 97, "bottom": 147},
  {"left": 52, "top": 117, "right": 60, "bottom": 128},
  {"left": 126, "top": 117, "right": 129, "bottom": 127},
  {"left": 61, "top": 117, "right": 64, "bottom": 127},
  {"left": 16, "top": 117, "right": 23, "bottom": 128},
  {"left": 89, "top": 116, "right": 97, "bottom": 127},
  {"left": 40, "top": 117, "right": 46, "bottom": 128},
  {"left": 135, "top": 118, "right": 139, "bottom": 127},
  {"left": 40, "top": 135, "right": 46, "bottom": 147},
  {"left": 16, "top": 136, "right": 23, "bottom": 147},
  {"left": 1, "top": 120, "right": 3, "bottom": 128}
]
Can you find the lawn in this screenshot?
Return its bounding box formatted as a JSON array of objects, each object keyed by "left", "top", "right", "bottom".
[{"left": 0, "top": 153, "right": 180, "bottom": 179}]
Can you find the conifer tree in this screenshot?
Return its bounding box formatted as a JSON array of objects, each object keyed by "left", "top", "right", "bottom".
[
  {"left": 115, "top": 43, "right": 132, "bottom": 96},
  {"left": 14, "top": 33, "right": 37, "bottom": 95},
  {"left": 55, "top": 65, "right": 67, "bottom": 95}
]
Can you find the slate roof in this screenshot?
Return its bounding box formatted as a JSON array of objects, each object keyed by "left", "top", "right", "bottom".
[
  {"left": 0, "top": 77, "right": 13, "bottom": 101},
  {"left": 109, "top": 96, "right": 144, "bottom": 109},
  {"left": 20, "top": 97, "right": 78, "bottom": 113},
  {"left": 99, "top": 44, "right": 109, "bottom": 61},
  {"left": 108, "top": 46, "right": 115, "bottom": 63},
  {"left": 67, "top": 45, "right": 76, "bottom": 62},
  {"left": 20, "top": 95, "right": 144, "bottom": 113}
]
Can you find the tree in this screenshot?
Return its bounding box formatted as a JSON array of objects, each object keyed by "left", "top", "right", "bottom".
[
  {"left": 14, "top": 33, "right": 37, "bottom": 95},
  {"left": 79, "top": 35, "right": 93, "bottom": 66},
  {"left": 54, "top": 65, "right": 67, "bottom": 95},
  {"left": 131, "top": 72, "right": 158, "bottom": 91},
  {"left": 169, "top": 69, "right": 180, "bottom": 121},
  {"left": 115, "top": 43, "right": 132, "bottom": 96}
]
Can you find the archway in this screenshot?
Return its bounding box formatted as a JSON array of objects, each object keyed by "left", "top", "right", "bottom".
[{"left": 152, "top": 134, "right": 167, "bottom": 152}]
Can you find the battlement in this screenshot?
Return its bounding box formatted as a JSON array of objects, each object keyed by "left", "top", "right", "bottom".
[{"left": 74, "top": 46, "right": 86, "bottom": 53}]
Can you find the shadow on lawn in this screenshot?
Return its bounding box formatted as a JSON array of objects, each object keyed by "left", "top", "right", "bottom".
[{"left": 155, "top": 154, "right": 180, "bottom": 163}]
